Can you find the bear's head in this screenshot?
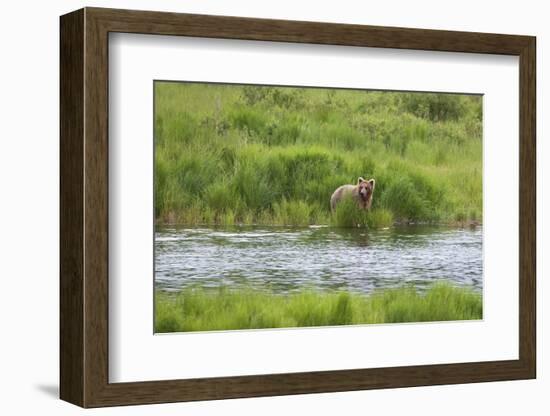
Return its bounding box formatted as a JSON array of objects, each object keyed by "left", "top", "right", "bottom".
[{"left": 357, "top": 177, "right": 375, "bottom": 201}]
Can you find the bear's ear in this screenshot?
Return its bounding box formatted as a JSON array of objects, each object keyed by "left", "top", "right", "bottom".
[
  {"left": 357, "top": 177, "right": 365, "bottom": 184},
  {"left": 368, "top": 178, "right": 375, "bottom": 189}
]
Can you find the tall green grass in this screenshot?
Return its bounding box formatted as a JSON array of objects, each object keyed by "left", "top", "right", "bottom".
[
  {"left": 155, "top": 82, "right": 482, "bottom": 227},
  {"left": 155, "top": 283, "right": 482, "bottom": 333}
]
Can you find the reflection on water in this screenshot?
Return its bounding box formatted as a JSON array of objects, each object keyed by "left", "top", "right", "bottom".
[{"left": 154, "top": 225, "right": 482, "bottom": 294}]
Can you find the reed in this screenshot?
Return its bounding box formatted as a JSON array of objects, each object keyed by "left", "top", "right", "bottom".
[{"left": 155, "top": 283, "right": 482, "bottom": 333}]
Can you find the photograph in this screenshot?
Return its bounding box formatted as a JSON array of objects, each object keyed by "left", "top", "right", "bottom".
[
  {"left": 52, "top": 5, "right": 538, "bottom": 409},
  {"left": 153, "top": 81, "right": 483, "bottom": 333}
]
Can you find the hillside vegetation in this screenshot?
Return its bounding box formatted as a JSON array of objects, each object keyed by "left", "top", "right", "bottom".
[{"left": 155, "top": 82, "right": 482, "bottom": 227}]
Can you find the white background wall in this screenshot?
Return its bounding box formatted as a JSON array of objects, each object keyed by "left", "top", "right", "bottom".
[{"left": 0, "top": 0, "right": 546, "bottom": 414}]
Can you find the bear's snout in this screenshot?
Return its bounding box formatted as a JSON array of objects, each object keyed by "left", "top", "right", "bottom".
[{"left": 359, "top": 187, "right": 370, "bottom": 199}]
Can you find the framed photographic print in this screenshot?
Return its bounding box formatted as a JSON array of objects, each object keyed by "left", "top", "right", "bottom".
[{"left": 60, "top": 7, "right": 536, "bottom": 408}]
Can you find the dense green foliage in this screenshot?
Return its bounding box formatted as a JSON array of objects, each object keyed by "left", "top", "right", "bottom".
[
  {"left": 155, "top": 82, "right": 482, "bottom": 226},
  {"left": 155, "top": 283, "right": 482, "bottom": 332}
]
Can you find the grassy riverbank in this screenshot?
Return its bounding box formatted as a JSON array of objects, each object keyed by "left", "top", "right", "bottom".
[
  {"left": 155, "top": 283, "right": 482, "bottom": 333},
  {"left": 155, "top": 82, "right": 482, "bottom": 227}
]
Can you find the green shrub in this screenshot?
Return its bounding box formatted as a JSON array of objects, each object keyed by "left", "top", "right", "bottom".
[
  {"left": 228, "top": 106, "right": 269, "bottom": 134},
  {"left": 204, "top": 181, "right": 237, "bottom": 212},
  {"left": 401, "top": 93, "right": 469, "bottom": 122},
  {"left": 366, "top": 208, "right": 394, "bottom": 228},
  {"left": 332, "top": 198, "right": 369, "bottom": 228},
  {"left": 272, "top": 199, "right": 312, "bottom": 226}
]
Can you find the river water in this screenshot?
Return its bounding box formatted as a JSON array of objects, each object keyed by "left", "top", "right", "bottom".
[{"left": 154, "top": 225, "right": 482, "bottom": 294}]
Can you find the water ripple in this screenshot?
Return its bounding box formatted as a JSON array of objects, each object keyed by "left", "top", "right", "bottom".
[{"left": 154, "top": 225, "right": 482, "bottom": 294}]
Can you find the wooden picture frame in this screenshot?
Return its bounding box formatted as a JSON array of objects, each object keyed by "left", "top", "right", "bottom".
[{"left": 60, "top": 7, "right": 536, "bottom": 408}]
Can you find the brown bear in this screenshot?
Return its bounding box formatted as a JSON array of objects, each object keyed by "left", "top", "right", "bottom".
[{"left": 330, "top": 177, "right": 375, "bottom": 212}]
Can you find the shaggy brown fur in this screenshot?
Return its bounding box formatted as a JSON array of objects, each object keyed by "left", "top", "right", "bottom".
[{"left": 330, "top": 177, "right": 375, "bottom": 212}]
